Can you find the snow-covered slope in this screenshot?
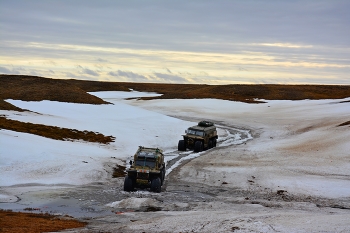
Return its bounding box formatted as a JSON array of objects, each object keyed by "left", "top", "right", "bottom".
[{"left": 0, "top": 91, "right": 194, "bottom": 186}]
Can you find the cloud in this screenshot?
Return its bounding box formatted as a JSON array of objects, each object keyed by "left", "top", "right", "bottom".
[
  {"left": 77, "top": 65, "right": 100, "bottom": 76},
  {"left": 0, "top": 66, "right": 25, "bottom": 75},
  {"left": 64, "top": 72, "right": 77, "bottom": 79},
  {"left": 96, "top": 58, "right": 108, "bottom": 63},
  {"left": 252, "top": 43, "right": 313, "bottom": 49},
  {"left": 109, "top": 70, "right": 149, "bottom": 82},
  {"left": 1, "top": 1, "right": 349, "bottom": 85},
  {"left": 152, "top": 72, "right": 188, "bottom": 83},
  {"left": 63, "top": 72, "right": 97, "bottom": 81},
  {"left": 84, "top": 69, "right": 99, "bottom": 76},
  {"left": 43, "top": 60, "right": 57, "bottom": 66},
  {"left": 0, "top": 66, "right": 12, "bottom": 74},
  {"left": 107, "top": 70, "right": 189, "bottom": 83},
  {"left": 29, "top": 70, "right": 39, "bottom": 76}
]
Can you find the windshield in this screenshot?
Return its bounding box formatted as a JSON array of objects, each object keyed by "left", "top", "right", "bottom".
[
  {"left": 138, "top": 151, "right": 156, "bottom": 157},
  {"left": 135, "top": 159, "right": 156, "bottom": 168},
  {"left": 187, "top": 129, "right": 204, "bottom": 136}
]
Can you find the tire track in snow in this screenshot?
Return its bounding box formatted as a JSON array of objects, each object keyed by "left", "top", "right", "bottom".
[{"left": 165, "top": 125, "right": 252, "bottom": 176}]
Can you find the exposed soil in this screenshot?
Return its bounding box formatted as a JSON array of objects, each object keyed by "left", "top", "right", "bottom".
[
  {"left": 338, "top": 120, "right": 350, "bottom": 127},
  {"left": 0, "top": 116, "right": 115, "bottom": 144},
  {"left": 0, "top": 75, "right": 109, "bottom": 108},
  {"left": 0, "top": 209, "right": 87, "bottom": 233},
  {"left": 1, "top": 75, "right": 350, "bottom": 110},
  {"left": 112, "top": 164, "right": 127, "bottom": 178},
  {"left": 0, "top": 99, "right": 25, "bottom": 112}
]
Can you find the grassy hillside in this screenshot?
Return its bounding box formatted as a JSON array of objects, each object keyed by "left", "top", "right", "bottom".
[
  {"left": 0, "top": 75, "right": 109, "bottom": 110},
  {"left": 1, "top": 75, "right": 350, "bottom": 111}
]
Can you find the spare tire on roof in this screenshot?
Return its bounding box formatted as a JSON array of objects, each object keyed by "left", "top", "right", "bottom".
[{"left": 198, "top": 121, "right": 214, "bottom": 127}]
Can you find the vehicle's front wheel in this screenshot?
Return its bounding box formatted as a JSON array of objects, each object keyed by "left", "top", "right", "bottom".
[
  {"left": 150, "top": 177, "right": 161, "bottom": 193},
  {"left": 213, "top": 138, "right": 217, "bottom": 147},
  {"left": 178, "top": 140, "right": 186, "bottom": 151},
  {"left": 194, "top": 141, "right": 203, "bottom": 152},
  {"left": 123, "top": 176, "right": 134, "bottom": 192}
]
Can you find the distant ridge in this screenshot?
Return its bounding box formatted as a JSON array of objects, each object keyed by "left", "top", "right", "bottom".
[{"left": 1, "top": 74, "right": 350, "bottom": 111}]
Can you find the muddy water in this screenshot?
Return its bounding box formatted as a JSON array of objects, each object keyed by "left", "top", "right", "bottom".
[
  {"left": 0, "top": 182, "right": 218, "bottom": 218},
  {"left": 0, "top": 185, "right": 114, "bottom": 218}
]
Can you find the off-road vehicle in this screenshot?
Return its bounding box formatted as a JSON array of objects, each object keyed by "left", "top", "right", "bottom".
[
  {"left": 178, "top": 121, "right": 218, "bottom": 152},
  {"left": 124, "top": 146, "right": 165, "bottom": 193}
]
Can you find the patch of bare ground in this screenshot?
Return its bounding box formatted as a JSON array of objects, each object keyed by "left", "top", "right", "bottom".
[
  {"left": 0, "top": 99, "right": 25, "bottom": 112},
  {"left": 1, "top": 75, "right": 350, "bottom": 110},
  {"left": 70, "top": 78, "right": 350, "bottom": 103},
  {"left": 0, "top": 209, "right": 87, "bottom": 233},
  {"left": 0, "top": 116, "right": 115, "bottom": 144},
  {"left": 0, "top": 75, "right": 109, "bottom": 111},
  {"left": 338, "top": 121, "right": 350, "bottom": 127},
  {"left": 112, "top": 164, "right": 127, "bottom": 178}
]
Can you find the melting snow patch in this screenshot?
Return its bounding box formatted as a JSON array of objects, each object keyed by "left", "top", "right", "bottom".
[
  {"left": 0, "top": 194, "right": 18, "bottom": 203},
  {"left": 106, "top": 197, "right": 161, "bottom": 209}
]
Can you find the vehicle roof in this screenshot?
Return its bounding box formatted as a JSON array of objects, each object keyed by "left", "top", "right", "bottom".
[
  {"left": 136, "top": 146, "right": 163, "bottom": 157},
  {"left": 189, "top": 125, "right": 216, "bottom": 131}
]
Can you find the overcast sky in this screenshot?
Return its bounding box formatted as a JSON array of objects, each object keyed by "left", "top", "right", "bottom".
[{"left": 1, "top": 0, "right": 349, "bottom": 84}]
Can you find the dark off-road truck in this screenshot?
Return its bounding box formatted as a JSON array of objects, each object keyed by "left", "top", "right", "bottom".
[
  {"left": 178, "top": 121, "right": 218, "bottom": 152},
  {"left": 124, "top": 146, "right": 165, "bottom": 193}
]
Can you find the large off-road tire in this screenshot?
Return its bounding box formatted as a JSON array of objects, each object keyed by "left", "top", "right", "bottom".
[
  {"left": 208, "top": 140, "right": 213, "bottom": 149},
  {"left": 194, "top": 141, "right": 203, "bottom": 152},
  {"left": 213, "top": 138, "right": 217, "bottom": 147},
  {"left": 123, "top": 176, "right": 134, "bottom": 192},
  {"left": 178, "top": 140, "right": 186, "bottom": 151},
  {"left": 150, "top": 177, "right": 161, "bottom": 193}
]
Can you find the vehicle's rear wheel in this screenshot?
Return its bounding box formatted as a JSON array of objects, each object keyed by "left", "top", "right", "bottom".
[
  {"left": 123, "top": 176, "right": 134, "bottom": 192},
  {"left": 208, "top": 140, "right": 213, "bottom": 149},
  {"left": 178, "top": 140, "right": 186, "bottom": 151},
  {"left": 213, "top": 138, "right": 217, "bottom": 147},
  {"left": 194, "top": 141, "right": 203, "bottom": 152},
  {"left": 151, "top": 177, "right": 161, "bottom": 193}
]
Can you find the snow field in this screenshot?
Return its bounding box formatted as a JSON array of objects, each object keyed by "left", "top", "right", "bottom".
[{"left": 1, "top": 92, "right": 350, "bottom": 200}]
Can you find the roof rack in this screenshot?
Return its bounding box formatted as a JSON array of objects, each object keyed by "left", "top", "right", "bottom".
[{"left": 198, "top": 121, "right": 214, "bottom": 127}]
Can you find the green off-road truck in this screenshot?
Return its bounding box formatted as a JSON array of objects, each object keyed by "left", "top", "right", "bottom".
[
  {"left": 178, "top": 121, "right": 218, "bottom": 152},
  {"left": 124, "top": 146, "right": 165, "bottom": 193}
]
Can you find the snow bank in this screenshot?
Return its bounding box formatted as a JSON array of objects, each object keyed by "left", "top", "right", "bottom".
[{"left": 0, "top": 91, "right": 193, "bottom": 187}]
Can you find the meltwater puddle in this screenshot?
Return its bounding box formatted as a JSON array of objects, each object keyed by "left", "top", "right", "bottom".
[{"left": 0, "top": 186, "right": 115, "bottom": 218}]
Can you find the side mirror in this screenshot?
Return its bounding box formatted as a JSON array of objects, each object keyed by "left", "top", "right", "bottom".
[
  {"left": 129, "top": 160, "right": 132, "bottom": 165},
  {"left": 185, "top": 130, "right": 188, "bottom": 133}
]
